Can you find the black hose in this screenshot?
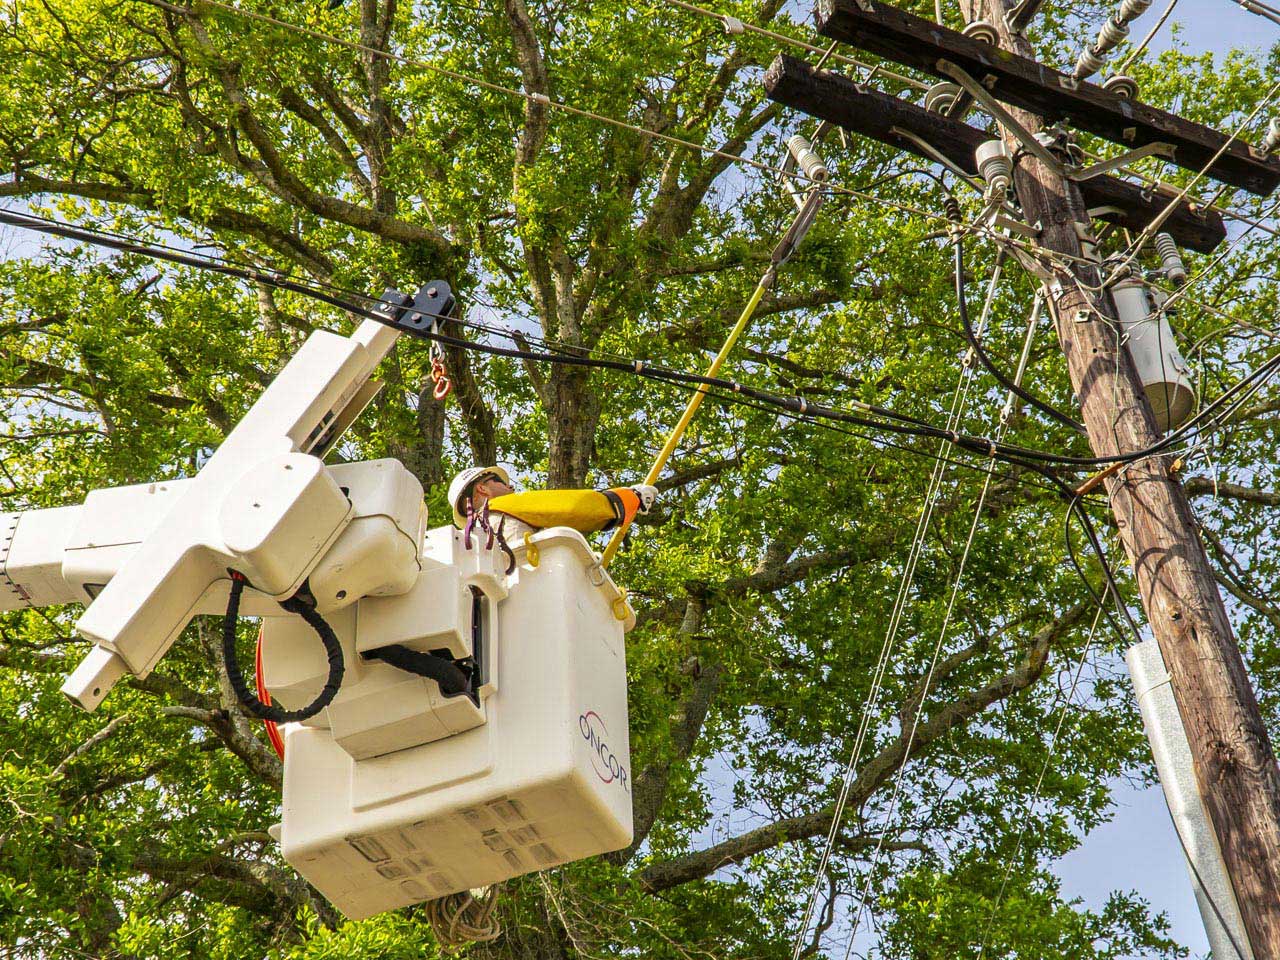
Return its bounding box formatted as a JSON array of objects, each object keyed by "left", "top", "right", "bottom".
[
  {"left": 363, "top": 644, "right": 472, "bottom": 697},
  {"left": 953, "top": 236, "right": 1086, "bottom": 434},
  {"left": 222, "top": 576, "right": 345, "bottom": 723}
]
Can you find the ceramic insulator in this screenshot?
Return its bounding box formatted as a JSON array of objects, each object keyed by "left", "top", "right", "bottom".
[
  {"left": 1155, "top": 232, "right": 1187, "bottom": 286},
  {"left": 1074, "top": 47, "right": 1106, "bottom": 79},
  {"left": 786, "top": 135, "right": 829, "bottom": 183},
  {"left": 1096, "top": 17, "right": 1130, "bottom": 53},
  {"left": 975, "top": 139, "right": 1013, "bottom": 197},
  {"left": 1118, "top": 0, "right": 1153, "bottom": 22},
  {"left": 1262, "top": 117, "right": 1280, "bottom": 155}
]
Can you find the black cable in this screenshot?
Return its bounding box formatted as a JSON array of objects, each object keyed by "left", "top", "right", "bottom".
[
  {"left": 8, "top": 207, "right": 1280, "bottom": 474},
  {"left": 221, "top": 575, "right": 345, "bottom": 722},
  {"left": 1063, "top": 495, "right": 1144, "bottom": 645},
  {"left": 363, "top": 644, "right": 472, "bottom": 697},
  {"left": 953, "top": 235, "right": 1086, "bottom": 435}
]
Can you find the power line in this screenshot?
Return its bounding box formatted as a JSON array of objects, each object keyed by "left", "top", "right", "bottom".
[
  {"left": 8, "top": 206, "right": 1280, "bottom": 482},
  {"left": 788, "top": 250, "right": 1007, "bottom": 960},
  {"left": 656, "top": 0, "right": 929, "bottom": 91}
]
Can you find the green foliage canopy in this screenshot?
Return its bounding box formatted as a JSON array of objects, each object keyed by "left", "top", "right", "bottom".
[{"left": 2, "top": 0, "right": 1279, "bottom": 956}]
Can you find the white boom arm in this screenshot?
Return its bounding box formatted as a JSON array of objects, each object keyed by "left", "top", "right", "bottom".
[{"left": 1, "top": 283, "right": 451, "bottom": 711}]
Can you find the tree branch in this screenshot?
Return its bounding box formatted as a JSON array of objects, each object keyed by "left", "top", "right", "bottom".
[{"left": 632, "top": 603, "right": 1089, "bottom": 891}]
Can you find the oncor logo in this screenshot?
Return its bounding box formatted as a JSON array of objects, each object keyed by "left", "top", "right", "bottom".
[{"left": 579, "top": 710, "right": 629, "bottom": 792}]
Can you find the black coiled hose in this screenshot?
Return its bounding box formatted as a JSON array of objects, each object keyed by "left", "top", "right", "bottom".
[{"left": 222, "top": 575, "right": 345, "bottom": 723}]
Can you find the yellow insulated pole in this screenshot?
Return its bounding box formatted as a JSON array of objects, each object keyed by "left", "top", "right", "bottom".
[{"left": 600, "top": 262, "right": 777, "bottom": 568}]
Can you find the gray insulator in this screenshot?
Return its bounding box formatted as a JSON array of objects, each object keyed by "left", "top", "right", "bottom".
[
  {"left": 924, "top": 81, "right": 961, "bottom": 114},
  {"left": 962, "top": 19, "right": 999, "bottom": 44},
  {"left": 975, "top": 139, "right": 1013, "bottom": 197},
  {"left": 1096, "top": 16, "right": 1130, "bottom": 53},
  {"left": 1155, "top": 232, "right": 1187, "bottom": 286},
  {"left": 1074, "top": 47, "right": 1107, "bottom": 79},
  {"left": 1262, "top": 117, "right": 1280, "bottom": 155},
  {"left": 1103, "top": 74, "right": 1139, "bottom": 99},
  {"left": 786, "top": 135, "right": 829, "bottom": 183},
  {"left": 1118, "top": 0, "right": 1153, "bottom": 22},
  {"left": 722, "top": 15, "right": 745, "bottom": 35}
]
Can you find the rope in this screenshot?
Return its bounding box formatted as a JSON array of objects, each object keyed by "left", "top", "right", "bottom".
[
  {"left": 422, "top": 884, "right": 503, "bottom": 946},
  {"left": 789, "top": 243, "right": 1005, "bottom": 959}
]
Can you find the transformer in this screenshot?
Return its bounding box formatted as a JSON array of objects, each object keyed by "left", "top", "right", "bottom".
[{"left": 1111, "top": 277, "right": 1196, "bottom": 432}]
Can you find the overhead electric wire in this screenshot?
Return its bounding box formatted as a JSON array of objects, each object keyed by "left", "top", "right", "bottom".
[
  {"left": 656, "top": 0, "right": 929, "bottom": 90},
  {"left": 975, "top": 603, "right": 1106, "bottom": 960},
  {"left": 1116, "top": 0, "right": 1179, "bottom": 74},
  {"left": 126, "top": 0, "right": 983, "bottom": 240},
  {"left": 9, "top": 206, "right": 1280, "bottom": 485},
  {"left": 1112, "top": 75, "right": 1280, "bottom": 270},
  {"left": 788, "top": 261, "right": 1003, "bottom": 960},
  {"left": 954, "top": 237, "right": 1086, "bottom": 434}
]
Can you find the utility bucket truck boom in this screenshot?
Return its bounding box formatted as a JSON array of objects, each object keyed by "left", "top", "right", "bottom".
[{"left": 0, "top": 283, "right": 634, "bottom": 918}]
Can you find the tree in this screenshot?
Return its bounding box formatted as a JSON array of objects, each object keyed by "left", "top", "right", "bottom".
[{"left": 1, "top": 0, "right": 1277, "bottom": 956}]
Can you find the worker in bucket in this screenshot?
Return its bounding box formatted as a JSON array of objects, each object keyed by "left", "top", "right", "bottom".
[{"left": 448, "top": 466, "right": 657, "bottom": 538}]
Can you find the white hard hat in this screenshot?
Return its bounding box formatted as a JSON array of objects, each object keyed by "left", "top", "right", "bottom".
[{"left": 448, "top": 466, "right": 511, "bottom": 527}]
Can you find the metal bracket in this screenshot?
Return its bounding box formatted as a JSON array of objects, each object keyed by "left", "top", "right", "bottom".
[
  {"left": 772, "top": 187, "right": 825, "bottom": 266},
  {"left": 889, "top": 125, "right": 984, "bottom": 193},
  {"left": 1071, "top": 142, "right": 1176, "bottom": 181},
  {"left": 374, "top": 282, "right": 457, "bottom": 339},
  {"left": 936, "top": 59, "right": 1068, "bottom": 177},
  {"left": 1004, "top": 0, "right": 1045, "bottom": 31},
  {"left": 993, "top": 212, "right": 1042, "bottom": 238}
]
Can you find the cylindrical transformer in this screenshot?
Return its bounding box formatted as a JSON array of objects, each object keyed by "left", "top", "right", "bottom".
[{"left": 1111, "top": 277, "right": 1196, "bottom": 431}]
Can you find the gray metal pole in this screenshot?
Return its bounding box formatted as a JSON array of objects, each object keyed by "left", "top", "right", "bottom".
[{"left": 1127, "top": 639, "right": 1254, "bottom": 960}]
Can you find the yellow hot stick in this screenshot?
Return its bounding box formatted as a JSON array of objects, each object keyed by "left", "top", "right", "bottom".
[{"left": 600, "top": 265, "right": 777, "bottom": 567}]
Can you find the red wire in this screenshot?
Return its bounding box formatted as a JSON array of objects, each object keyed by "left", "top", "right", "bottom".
[{"left": 254, "top": 625, "right": 285, "bottom": 760}]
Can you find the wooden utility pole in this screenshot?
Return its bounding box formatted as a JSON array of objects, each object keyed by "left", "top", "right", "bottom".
[
  {"left": 766, "top": 0, "right": 1280, "bottom": 952},
  {"left": 964, "top": 2, "right": 1280, "bottom": 953}
]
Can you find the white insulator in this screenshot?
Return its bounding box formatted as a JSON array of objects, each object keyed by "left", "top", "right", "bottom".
[
  {"left": 786, "top": 135, "right": 829, "bottom": 183},
  {"left": 1095, "top": 16, "right": 1130, "bottom": 53},
  {"left": 975, "top": 139, "right": 1013, "bottom": 198},
  {"left": 962, "top": 19, "right": 999, "bottom": 44},
  {"left": 1112, "top": 278, "right": 1196, "bottom": 431},
  {"left": 1155, "top": 232, "right": 1187, "bottom": 286},
  {"left": 722, "top": 15, "right": 745, "bottom": 35},
  {"left": 1118, "top": 0, "right": 1153, "bottom": 22},
  {"left": 1074, "top": 47, "right": 1107, "bottom": 79},
  {"left": 1262, "top": 117, "right": 1280, "bottom": 155},
  {"left": 924, "top": 81, "right": 961, "bottom": 114}
]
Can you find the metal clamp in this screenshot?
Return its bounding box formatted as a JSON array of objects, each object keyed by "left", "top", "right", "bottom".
[
  {"left": 1071, "top": 142, "right": 1175, "bottom": 181},
  {"left": 587, "top": 560, "right": 606, "bottom": 588},
  {"left": 936, "top": 60, "right": 1069, "bottom": 177},
  {"left": 889, "top": 126, "right": 984, "bottom": 193},
  {"left": 612, "top": 588, "right": 631, "bottom": 622}
]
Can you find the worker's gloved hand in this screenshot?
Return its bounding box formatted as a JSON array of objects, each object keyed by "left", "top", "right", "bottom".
[{"left": 631, "top": 484, "right": 658, "bottom": 514}]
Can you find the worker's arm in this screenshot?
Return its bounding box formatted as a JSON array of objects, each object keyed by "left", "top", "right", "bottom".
[{"left": 486, "top": 486, "right": 655, "bottom": 534}]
